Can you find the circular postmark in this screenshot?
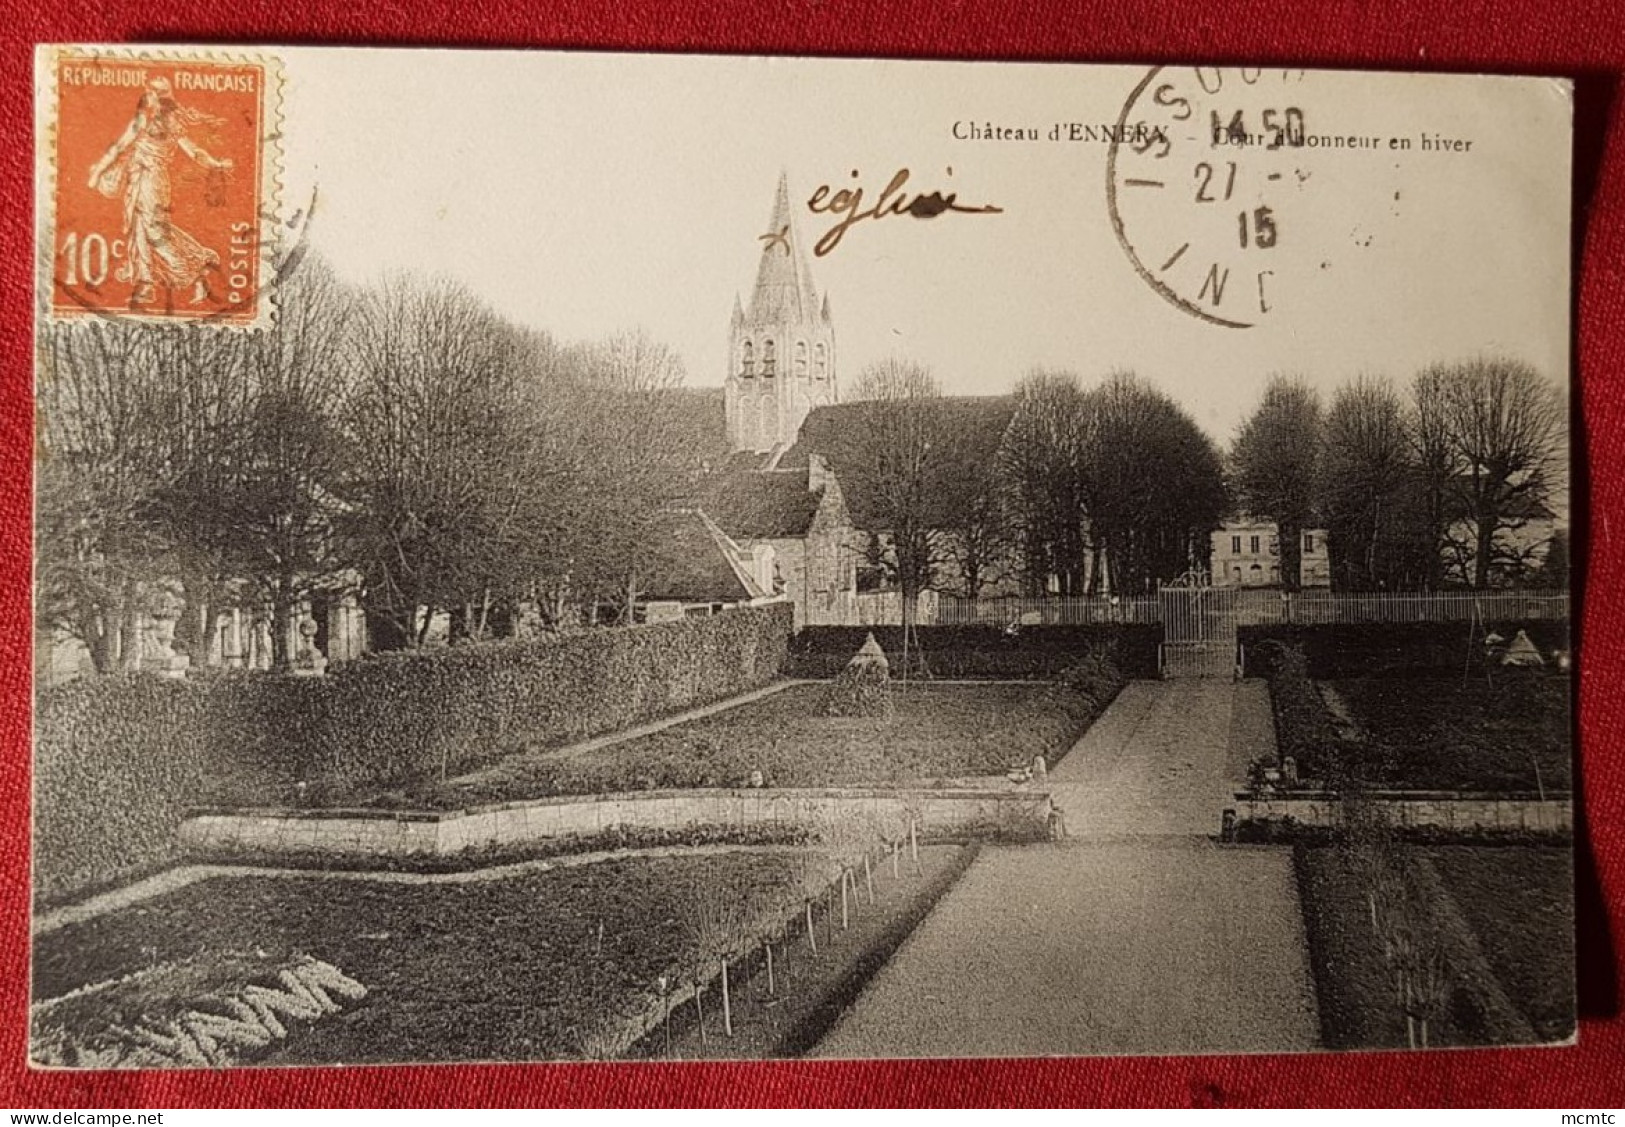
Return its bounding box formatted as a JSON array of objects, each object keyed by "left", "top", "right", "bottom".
[{"left": 1107, "top": 66, "right": 1312, "bottom": 329}]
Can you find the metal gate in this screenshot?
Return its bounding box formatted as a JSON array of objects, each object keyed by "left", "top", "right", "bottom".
[{"left": 1157, "top": 586, "right": 1239, "bottom": 679}]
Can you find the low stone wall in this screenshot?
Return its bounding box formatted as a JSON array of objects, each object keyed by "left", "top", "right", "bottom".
[
  {"left": 1231, "top": 790, "right": 1571, "bottom": 835},
  {"left": 180, "top": 787, "right": 1052, "bottom": 862}
]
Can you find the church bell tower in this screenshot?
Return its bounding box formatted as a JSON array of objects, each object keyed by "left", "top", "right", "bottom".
[{"left": 726, "top": 172, "right": 838, "bottom": 454}]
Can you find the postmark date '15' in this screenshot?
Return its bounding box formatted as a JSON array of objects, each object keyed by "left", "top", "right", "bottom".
[{"left": 1108, "top": 67, "right": 1310, "bottom": 329}]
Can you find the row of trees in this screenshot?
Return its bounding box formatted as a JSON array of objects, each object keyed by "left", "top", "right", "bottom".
[
  {"left": 836, "top": 354, "right": 1564, "bottom": 609},
  {"left": 838, "top": 360, "right": 1228, "bottom": 615},
  {"left": 38, "top": 258, "right": 709, "bottom": 672},
  {"left": 1232, "top": 360, "right": 1566, "bottom": 590}
]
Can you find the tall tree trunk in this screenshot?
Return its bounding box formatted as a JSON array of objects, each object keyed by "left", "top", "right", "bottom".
[
  {"left": 85, "top": 607, "right": 115, "bottom": 674},
  {"left": 1279, "top": 521, "right": 1304, "bottom": 589},
  {"left": 1474, "top": 506, "right": 1496, "bottom": 589},
  {"left": 174, "top": 578, "right": 208, "bottom": 665},
  {"left": 119, "top": 585, "right": 143, "bottom": 672},
  {"left": 272, "top": 572, "right": 295, "bottom": 670}
]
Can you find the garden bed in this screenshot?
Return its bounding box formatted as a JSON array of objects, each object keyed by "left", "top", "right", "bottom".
[
  {"left": 379, "top": 681, "right": 1111, "bottom": 810},
  {"left": 1328, "top": 671, "right": 1571, "bottom": 793},
  {"left": 32, "top": 853, "right": 807, "bottom": 1065},
  {"left": 1241, "top": 621, "right": 1569, "bottom": 680},
  {"left": 1421, "top": 843, "right": 1575, "bottom": 1043},
  {"left": 1250, "top": 637, "right": 1570, "bottom": 795},
  {"left": 627, "top": 844, "right": 977, "bottom": 1059},
  {"left": 1293, "top": 841, "right": 1574, "bottom": 1050}
]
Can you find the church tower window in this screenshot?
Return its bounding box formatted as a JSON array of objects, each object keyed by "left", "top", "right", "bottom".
[{"left": 726, "top": 174, "right": 838, "bottom": 454}]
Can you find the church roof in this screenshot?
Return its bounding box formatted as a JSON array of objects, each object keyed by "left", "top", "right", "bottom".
[
  {"left": 696, "top": 469, "right": 824, "bottom": 540},
  {"left": 780, "top": 396, "right": 1017, "bottom": 528},
  {"left": 640, "top": 509, "right": 765, "bottom": 604},
  {"left": 742, "top": 172, "right": 824, "bottom": 326},
  {"left": 655, "top": 386, "right": 733, "bottom": 470}
]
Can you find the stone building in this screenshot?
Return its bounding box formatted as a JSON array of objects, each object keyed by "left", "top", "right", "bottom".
[
  {"left": 1209, "top": 519, "right": 1332, "bottom": 588},
  {"left": 696, "top": 454, "right": 858, "bottom": 627},
  {"left": 637, "top": 508, "right": 782, "bottom": 623},
  {"left": 725, "top": 172, "right": 838, "bottom": 456}
]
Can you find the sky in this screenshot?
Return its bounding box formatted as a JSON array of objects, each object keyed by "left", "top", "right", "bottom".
[{"left": 267, "top": 49, "right": 1572, "bottom": 446}]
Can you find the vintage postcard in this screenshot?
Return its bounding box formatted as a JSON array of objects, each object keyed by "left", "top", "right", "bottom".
[{"left": 31, "top": 47, "right": 1575, "bottom": 1066}]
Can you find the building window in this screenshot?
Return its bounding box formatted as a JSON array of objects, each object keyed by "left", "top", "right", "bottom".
[
  {"left": 1303, "top": 531, "right": 1315, "bottom": 554},
  {"left": 762, "top": 338, "right": 776, "bottom": 376},
  {"left": 815, "top": 342, "right": 828, "bottom": 380},
  {"left": 795, "top": 340, "right": 808, "bottom": 380},
  {"left": 1249, "top": 534, "right": 1260, "bottom": 554},
  {"left": 1230, "top": 535, "right": 1241, "bottom": 554},
  {"left": 740, "top": 340, "right": 754, "bottom": 377}
]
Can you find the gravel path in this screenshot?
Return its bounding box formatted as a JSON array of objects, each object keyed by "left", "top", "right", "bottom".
[{"left": 815, "top": 679, "right": 1321, "bottom": 1058}]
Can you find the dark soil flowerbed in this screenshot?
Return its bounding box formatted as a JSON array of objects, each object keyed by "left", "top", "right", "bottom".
[
  {"left": 32, "top": 854, "right": 805, "bottom": 1064},
  {"left": 1420, "top": 843, "right": 1575, "bottom": 1042},
  {"left": 1329, "top": 668, "right": 1571, "bottom": 792},
  {"left": 384, "top": 682, "right": 1106, "bottom": 810},
  {"left": 1294, "top": 842, "right": 1574, "bottom": 1050}
]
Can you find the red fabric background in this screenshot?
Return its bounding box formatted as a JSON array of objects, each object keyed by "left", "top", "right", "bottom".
[{"left": 3, "top": 0, "right": 1623, "bottom": 1108}]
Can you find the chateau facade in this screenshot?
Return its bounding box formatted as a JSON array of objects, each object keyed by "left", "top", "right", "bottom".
[{"left": 725, "top": 173, "right": 838, "bottom": 455}]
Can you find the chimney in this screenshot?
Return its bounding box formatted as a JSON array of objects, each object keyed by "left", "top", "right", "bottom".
[{"left": 808, "top": 452, "right": 830, "bottom": 493}]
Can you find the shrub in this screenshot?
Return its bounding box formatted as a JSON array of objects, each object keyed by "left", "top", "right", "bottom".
[
  {"left": 786, "top": 624, "right": 1159, "bottom": 680},
  {"left": 823, "top": 634, "right": 892, "bottom": 719},
  {"left": 33, "top": 603, "right": 793, "bottom": 902}
]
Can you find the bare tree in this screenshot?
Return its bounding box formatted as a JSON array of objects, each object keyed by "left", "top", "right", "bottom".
[
  {"left": 155, "top": 258, "right": 357, "bottom": 666},
  {"left": 848, "top": 359, "right": 947, "bottom": 644},
  {"left": 1083, "top": 372, "right": 1226, "bottom": 593},
  {"left": 36, "top": 320, "right": 173, "bottom": 671},
  {"left": 1414, "top": 357, "right": 1564, "bottom": 588},
  {"left": 934, "top": 402, "right": 1015, "bottom": 597},
  {"left": 341, "top": 275, "right": 545, "bottom": 646},
  {"left": 1409, "top": 366, "right": 1462, "bottom": 590},
  {"left": 1230, "top": 376, "right": 1324, "bottom": 589},
  {"left": 999, "top": 369, "right": 1091, "bottom": 595},
  {"left": 560, "top": 329, "right": 695, "bottom": 624},
  {"left": 1321, "top": 376, "right": 1425, "bottom": 591}
]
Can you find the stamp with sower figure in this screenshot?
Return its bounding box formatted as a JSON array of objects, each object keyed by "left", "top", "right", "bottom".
[{"left": 43, "top": 48, "right": 281, "bottom": 328}]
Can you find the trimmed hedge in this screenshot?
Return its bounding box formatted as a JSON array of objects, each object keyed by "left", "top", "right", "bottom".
[
  {"left": 1240, "top": 621, "right": 1570, "bottom": 680},
  {"left": 786, "top": 625, "right": 1159, "bottom": 680},
  {"left": 34, "top": 603, "right": 793, "bottom": 903}
]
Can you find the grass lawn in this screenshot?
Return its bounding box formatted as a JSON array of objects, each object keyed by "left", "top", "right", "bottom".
[
  {"left": 32, "top": 853, "right": 806, "bottom": 1064},
  {"left": 1327, "top": 668, "right": 1571, "bottom": 792},
  {"left": 383, "top": 681, "right": 1103, "bottom": 810},
  {"left": 1294, "top": 842, "right": 1575, "bottom": 1050}
]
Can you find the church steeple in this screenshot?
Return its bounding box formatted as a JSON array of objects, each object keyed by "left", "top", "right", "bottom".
[
  {"left": 746, "top": 172, "right": 821, "bottom": 326},
  {"left": 726, "top": 172, "right": 838, "bottom": 454}
]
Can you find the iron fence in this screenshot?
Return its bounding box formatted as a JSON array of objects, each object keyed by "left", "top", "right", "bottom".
[{"left": 844, "top": 589, "right": 1569, "bottom": 628}]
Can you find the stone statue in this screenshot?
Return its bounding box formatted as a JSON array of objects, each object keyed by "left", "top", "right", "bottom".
[
  {"left": 139, "top": 582, "right": 191, "bottom": 680},
  {"left": 288, "top": 615, "right": 328, "bottom": 678}
]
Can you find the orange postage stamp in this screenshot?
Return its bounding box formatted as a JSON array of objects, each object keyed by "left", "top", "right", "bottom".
[{"left": 42, "top": 48, "right": 281, "bottom": 328}]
